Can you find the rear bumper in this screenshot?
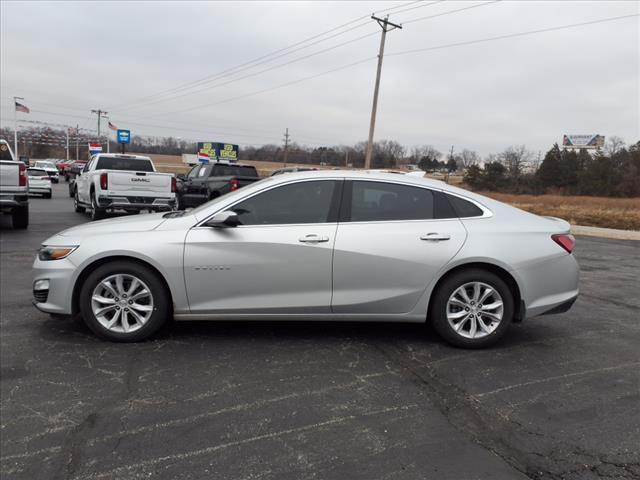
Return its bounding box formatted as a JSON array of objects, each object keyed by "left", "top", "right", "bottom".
[
  {"left": 29, "top": 186, "right": 52, "bottom": 194},
  {"left": 0, "top": 194, "right": 29, "bottom": 209},
  {"left": 97, "top": 195, "right": 176, "bottom": 211},
  {"left": 517, "top": 253, "right": 580, "bottom": 318}
]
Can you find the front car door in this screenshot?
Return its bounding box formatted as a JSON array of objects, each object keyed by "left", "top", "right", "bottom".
[
  {"left": 332, "top": 180, "right": 468, "bottom": 314},
  {"left": 76, "top": 157, "right": 95, "bottom": 204},
  {"left": 183, "top": 179, "right": 343, "bottom": 314}
]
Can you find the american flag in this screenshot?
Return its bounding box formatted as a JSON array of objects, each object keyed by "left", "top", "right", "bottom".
[
  {"left": 108, "top": 121, "right": 118, "bottom": 131},
  {"left": 15, "top": 101, "right": 30, "bottom": 113}
]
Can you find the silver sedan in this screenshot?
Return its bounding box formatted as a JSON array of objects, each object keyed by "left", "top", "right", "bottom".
[{"left": 32, "top": 171, "right": 579, "bottom": 348}]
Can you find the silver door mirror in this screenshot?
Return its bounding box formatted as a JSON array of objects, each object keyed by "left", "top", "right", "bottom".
[{"left": 206, "top": 211, "right": 240, "bottom": 228}]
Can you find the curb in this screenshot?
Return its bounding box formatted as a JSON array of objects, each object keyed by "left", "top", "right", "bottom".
[{"left": 571, "top": 225, "right": 640, "bottom": 241}]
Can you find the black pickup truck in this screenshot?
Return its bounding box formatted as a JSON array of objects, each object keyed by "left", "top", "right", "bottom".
[{"left": 176, "top": 161, "right": 260, "bottom": 209}]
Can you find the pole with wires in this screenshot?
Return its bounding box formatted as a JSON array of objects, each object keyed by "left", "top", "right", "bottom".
[
  {"left": 91, "top": 109, "right": 107, "bottom": 150},
  {"left": 364, "top": 15, "right": 402, "bottom": 169},
  {"left": 283, "top": 128, "right": 290, "bottom": 167}
]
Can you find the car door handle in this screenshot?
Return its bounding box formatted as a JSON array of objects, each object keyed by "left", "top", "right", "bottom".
[
  {"left": 299, "top": 234, "right": 330, "bottom": 243},
  {"left": 420, "top": 233, "right": 451, "bottom": 241}
]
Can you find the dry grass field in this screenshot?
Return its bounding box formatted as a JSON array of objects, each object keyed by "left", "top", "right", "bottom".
[{"left": 481, "top": 192, "right": 640, "bottom": 231}]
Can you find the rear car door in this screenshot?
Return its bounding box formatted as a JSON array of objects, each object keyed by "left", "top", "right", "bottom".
[
  {"left": 184, "top": 179, "right": 342, "bottom": 314},
  {"left": 331, "top": 180, "right": 467, "bottom": 314}
]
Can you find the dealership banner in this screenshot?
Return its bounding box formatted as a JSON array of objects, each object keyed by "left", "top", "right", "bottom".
[
  {"left": 197, "top": 142, "right": 239, "bottom": 162},
  {"left": 562, "top": 134, "right": 605, "bottom": 148}
]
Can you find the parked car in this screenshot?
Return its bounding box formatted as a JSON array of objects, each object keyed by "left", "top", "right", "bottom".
[
  {"left": 33, "top": 160, "right": 60, "bottom": 183},
  {"left": 176, "top": 161, "right": 259, "bottom": 210},
  {"left": 72, "top": 153, "right": 176, "bottom": 220},
  {"left": 0, "top": 139, "right": 29, "bottom": 228},
  {"left": 33, "top": 170, "right": 579, "bottom": 346},
  {"left": 55, "top": 159, "right": 74, "bottom": 174},
  {"left": 64, "top": 161, "right": 87, "bottom": 182},
  {"left": 26, "top": 168, "right": 52, "bottom": 198},
  {"left": 271, "top": 166, "right": 318, "bottom": 176}
]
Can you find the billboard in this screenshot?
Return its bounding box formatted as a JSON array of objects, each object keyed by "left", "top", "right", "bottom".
[
  {"left": 562, "top": 134, "right": 605, "bottom": 149},
  {"left": 197, "top": 142, "right": 239, "bottom": 162}
]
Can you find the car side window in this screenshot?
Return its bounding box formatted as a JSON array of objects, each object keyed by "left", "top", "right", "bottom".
[
  {"left": 232, "top": 180, "right": 338, "bottom": 225},
  {"left": 83, "top": 160, "right": 92, "bottom": 173},
  {"left": 445, "top": 194, "right": 484, "bottom": 218},
  {"left": 187, "top": 165, "right": 201, "bottom": 179},
  {"left": 349, "top": 181, "right": 437, "bottom": 222}
]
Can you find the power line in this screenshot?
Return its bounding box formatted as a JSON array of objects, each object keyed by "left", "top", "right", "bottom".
[
  {"left": 107, "top": 0, "right": 439, "bottom": 111},
  {"left": 398, "top": 0, "right": 501, "bottom": 25},
  {"left": 388, "top": 13, "right": 640, "bottom": 57}
]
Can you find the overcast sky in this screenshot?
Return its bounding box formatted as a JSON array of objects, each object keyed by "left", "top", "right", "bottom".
[{"left": 1, "top": 0, "right": 638, "bottom": 156}]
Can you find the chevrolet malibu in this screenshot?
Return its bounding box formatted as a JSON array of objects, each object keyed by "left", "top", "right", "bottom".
[{"left": 32, "top": 171, "right": 579, "bottom": 348}]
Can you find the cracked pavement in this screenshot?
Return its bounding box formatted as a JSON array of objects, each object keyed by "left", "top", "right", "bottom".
[{"left": 1, "top": 183, "right": 639, "bottom": 479}]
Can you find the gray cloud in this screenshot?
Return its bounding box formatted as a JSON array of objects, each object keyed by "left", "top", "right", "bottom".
[{"left": 1, "top": 0, "right": 638, "bottom": 155}]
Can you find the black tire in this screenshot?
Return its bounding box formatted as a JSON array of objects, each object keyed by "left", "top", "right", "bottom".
[
  {"left": 90, "top": 191, "right": 105, "bottom": 220},
  {"left": 430, "top": 269, "right": 514, "bottom": 349},
  {"left": 45, "top": 191, "right": 52, "bottom": 199},
  {"left": 74, "top": 189, "right": 85, "bottom": 213},
  {"left": 11, "top": 206, "right": 29, "bottom": 229},
  {"left": 79, "top": 261, "right": 171, "bottom": 342},
  {"left": 68, "top": 186, "right": 74, "bottom": 198}
]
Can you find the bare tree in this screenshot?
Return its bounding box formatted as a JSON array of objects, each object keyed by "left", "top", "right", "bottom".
[
  {"left": 499, "top": 145, "right": 531, "bottom": 178},
  {"left": 458, "top": 149, "right": 480, "bottom": 169},
  {"left": 410, "top": 145, "right": 441, "bottom": 163},
  {"left": 604, "top": 136, "right": 626, "bottom": 156}
]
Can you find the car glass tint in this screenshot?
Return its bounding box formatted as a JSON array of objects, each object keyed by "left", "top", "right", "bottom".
[
  {"left": 187, "top": 165, "right": 201, "bottom": 179},
  {"left": 446, "top": 194, "right": 484, "bottom": 217},
  {"left": 433, "top": 191, "right": 458, "bottom": 219},
  {"left": 198, "top": 165, "right": 212, "bottom": 177},
  {"left": 212, "top": 165, "right": 258, "bottom": 177},
  {"left": 95, "top": 157, "right": 154, "bottom": 172},
  {"left": 232, "top": 180, "right": 337, "bottom": 225},
  {"left": 350, "top": 181, "right": 434, "bottom": 222}
]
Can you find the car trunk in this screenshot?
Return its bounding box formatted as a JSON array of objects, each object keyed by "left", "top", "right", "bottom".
[{"left": 105, "top": 171, "right": 172, "bottom": 197}]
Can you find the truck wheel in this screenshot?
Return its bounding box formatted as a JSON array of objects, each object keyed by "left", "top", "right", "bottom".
[
  {"left": 74, "top": 189, "right": 86, "bottom": 213},
  {"left": 45, "top": 191, "right": 52, "bottom": 199},
  {"left": 90, "top": 191, "right": 105, "bottom": 221},
  {"left": 11, "top": 206, "right": 29, "bottom": 229}
]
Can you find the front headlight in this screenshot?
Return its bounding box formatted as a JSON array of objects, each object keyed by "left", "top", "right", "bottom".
[{"left": 38, "top": 246, "right": 78, "bottom": 261}]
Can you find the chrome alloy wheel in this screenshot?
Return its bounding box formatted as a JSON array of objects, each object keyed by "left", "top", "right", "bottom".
[
  {"left": 446, "top": 282, "right": 504, "bottom": 339},
  {"left": 91, "top": 274, "right": 154, "bottom": 333}
]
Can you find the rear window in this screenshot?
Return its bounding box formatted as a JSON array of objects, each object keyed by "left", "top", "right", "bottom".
[
  {"left": 446, "top": 194, "right": 484, "bottom": 217},
  {"left": 36, "top": 162, "right": 56, "bottom": 169},
  {"left": 211, "top": 164, "right": 258, "bottom": 177},
  {"left": 27, "top": 169, "right": 47, "bottom": 176},
  {"left": 95, "top": 157, "right": 154, "bottom": 172},
  {"left": 0, "top": 143, "right": 13, "bottom": 161}
]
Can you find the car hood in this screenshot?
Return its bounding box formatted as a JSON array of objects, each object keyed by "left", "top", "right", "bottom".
[{"left": 56, "top": 213, "right": 168, "bottom": 238}]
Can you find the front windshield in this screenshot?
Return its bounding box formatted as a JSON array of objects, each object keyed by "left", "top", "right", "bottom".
[{"left": 189, "top": 176, "right": 274, "bottom": 217}]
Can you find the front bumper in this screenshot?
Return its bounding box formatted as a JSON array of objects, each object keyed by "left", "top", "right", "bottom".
[{"left": 32, "top": 256, "right": 76, "bottom": 315}]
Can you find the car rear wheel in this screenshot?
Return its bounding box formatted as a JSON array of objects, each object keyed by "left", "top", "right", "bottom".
[
  {"left": 79, "top": 261, "right": 170, "bottom": 342},
  {"left": 74, "top": 189, "right": 85, "bottom": 213},
  {"left": 44, "top": 191, "right": 52, "bottom": 199},
  {"left": 430, "top": 269, "right": 514, "bottom": 348}
]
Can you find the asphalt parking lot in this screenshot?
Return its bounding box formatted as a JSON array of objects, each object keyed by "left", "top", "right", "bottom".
[{"left": 1, "top": 182, "right": 638, "bottom": 480}]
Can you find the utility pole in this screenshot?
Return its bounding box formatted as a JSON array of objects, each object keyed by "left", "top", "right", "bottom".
[
  {"left": 65, "top": 127, "right": 70, "bottom": 161},
  {"left": 91, "top": 109, "right": 107, "bottom": 150},
  {"left": 13, "top": 96, "right": 24, "bottom": 157},
  {"left": 283, "top": 128, "right": 290, "bottom": 167},
  {"left": 75, "top": 124, "right": 79, "bottom": 160},
  {"left": 364, "top": 15, "right": 402, "bottom": 169}
]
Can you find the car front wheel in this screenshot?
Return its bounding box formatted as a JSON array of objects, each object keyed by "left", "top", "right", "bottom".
[
  {"left": 430, "top": 269, "right": 514, "bottom": 349},
  {"left": 79, "top": 261, "right": 170, "bottom": 342}
]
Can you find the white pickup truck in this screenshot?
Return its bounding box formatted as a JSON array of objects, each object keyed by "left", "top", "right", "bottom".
[
  {"left": 72, "top": 153, "right": 176, "bottom": 220},
  {"left": 0, "top": 139, "right": 29, "bottom": 229}
]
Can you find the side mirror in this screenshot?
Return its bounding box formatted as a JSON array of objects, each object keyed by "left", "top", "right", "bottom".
[{"left": 205, "top": 211, "right": 240, "bottom": 228}]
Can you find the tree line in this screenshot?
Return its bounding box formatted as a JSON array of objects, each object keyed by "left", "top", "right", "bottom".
[{"left": 2, "top": 126, "right": 636, "bottom": 197}]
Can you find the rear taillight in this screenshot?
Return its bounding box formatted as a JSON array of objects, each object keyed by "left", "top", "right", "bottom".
[
  {"left": 552, "top": 234, "right": 575, "bottom": 253},
  {"left": 171, "top": 176, "right": 177, "bottom": 193},
  {"left": 19, "top": 162, "right": 27, "bottom": 186},
  {"left": 230, "top": 178, "right": 239, "bottom": 191},
  {"left": 100, "top": 172, "right": 108, "bottom": 190}
]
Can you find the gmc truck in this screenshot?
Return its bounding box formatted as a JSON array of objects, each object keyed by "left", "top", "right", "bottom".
[
  {"left": 176, "top": 161, "right": 260, "bottom": 209},
  {"left": 73, "top": 153, "right": 176, "bottom": 221},
  {"left": 0, "top": 139, "right": 29, "bottom": 229}
]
